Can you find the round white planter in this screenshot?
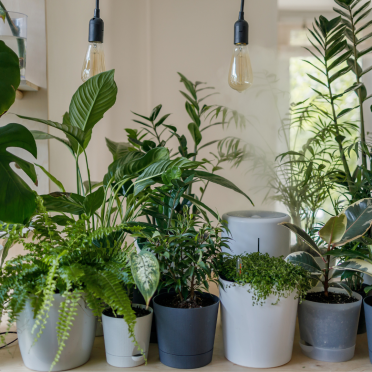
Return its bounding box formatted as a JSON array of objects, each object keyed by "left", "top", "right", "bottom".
[
  {"left": 220, "top": 278, "right": 298, "bottom": 368},
  {"left": 102, "top": 304, "right": 153, "bottom": 368},
  {"left": 17, "top": 294, "right": 96, "bottom": 372}
]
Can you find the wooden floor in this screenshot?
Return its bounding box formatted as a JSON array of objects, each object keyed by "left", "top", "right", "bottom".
[{"left": 1, "top": 319, "right": 372, "bottom": 372}]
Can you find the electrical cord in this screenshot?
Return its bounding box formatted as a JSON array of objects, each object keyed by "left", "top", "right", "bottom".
[
  {"left": 96, "top": 0, "right": 99, "bottom": 9},
  {"left": 240, "top": 0, "right": 245, "bottom": 13},
  {"left": 0, "top": 332, "right": 18, "bottom": 349}
]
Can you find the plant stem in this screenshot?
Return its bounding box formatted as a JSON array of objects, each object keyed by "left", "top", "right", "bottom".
[
  {"left": 348, "top": 6, "right": 367, "bottom": 168},
  {"left": 83, "top": 150, "right": 94, "bottom": 231},
  {"left": 324, "top": 243, "right": 332, "bottom": 298}
]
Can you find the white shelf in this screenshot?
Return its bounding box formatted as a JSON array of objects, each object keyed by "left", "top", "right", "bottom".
[{"left": 18, "top": 80, "right": 40, "bottom": 92}]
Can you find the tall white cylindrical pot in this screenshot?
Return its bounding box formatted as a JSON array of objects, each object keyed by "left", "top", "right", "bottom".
[
  {"left": 102, "top": 304, "right": 153, "bottom": 368},
  {"left": 17, "top": 294, "right": 96, "bottom": 372},
  {"left": 220, "top": 278, "right": 298, "bottom": 368},
  {"left": 222, "top": 211, "right": 290, "bottom": 257}
]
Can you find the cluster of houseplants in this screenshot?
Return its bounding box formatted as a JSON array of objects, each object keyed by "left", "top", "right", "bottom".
[{"left": 3, "top": 0, "right": 372, "bottom": 368}]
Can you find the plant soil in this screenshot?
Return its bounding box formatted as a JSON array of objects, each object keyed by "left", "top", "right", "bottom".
[
  {"left": 103, "top": 306, "right": 151, "bottom": 318},
  {"left": 157, "top": 294, "right": 215, "bottom": 309},
  {"left": 305, "top": 291, "right": 358, "bottom": 304}
]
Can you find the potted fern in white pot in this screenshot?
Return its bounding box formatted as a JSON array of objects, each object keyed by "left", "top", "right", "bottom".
[{"left": 0, "top": 200, "right": 158, "bottom": 371}]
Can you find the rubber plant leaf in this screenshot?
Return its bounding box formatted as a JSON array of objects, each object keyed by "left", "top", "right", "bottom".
[
  {"left": 337, "top": 259, "right": 372, "bottom": 277},
  {"left": 131, "top": 251, "right": 160, "bottom": 309},
  {"left": 69, "top": 69, "right": 118, "bottom": 133},
  {"left": 319, "top": 214, "right": 347, "bottom": 245},
  {"left": 336, "top": 198, "right": 372, "bottom": 246},
  {"left": 0, "top": 40, "right": 20, "bottom": 117},
  {"left": 279, "top": 222, "right": 322, "bottom": 256},
  {"left": 0, "top": 124, "right": 37, "bottom": 224},
  {"left": 285, "top": 251, "right": 323, "bottom": 275}
]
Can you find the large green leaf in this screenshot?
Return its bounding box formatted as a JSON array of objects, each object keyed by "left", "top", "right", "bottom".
[
  {"left": 17, "top": 116, "right": 86, "bottom": 147},
  {"left": 286, "top": 251, "right": 323, "bottom": 274},
  {"left": 0, "top": 124, "right": 37, "bottom": 224},
  {"left": 83, "top": 186, "right": 104, "bottom": 217},
  {"left": 0, "top": 40, "right": 20, "bottom": 117},
  {"left": 131, "top": 251, "right": 160, "bottom": 309},
  {"left": 329, "top": 282, "right": 352, "bottom": 296},
  {"left": 336, "top": 258, "right": 372, "bottom": 276},
  {"left": 279, "top": 222, "right": 322, "bottom": 256},
  {"left": 114, "top": 147, "right": 170, "bottom": 181},
  {"left": 337, "top": 198, "right": 372, "bottom": 246},
  {"left": 69, "top": 70, "right": 117, "bottom": 133},
  {"left": 319, "top": 214, "right": 347, "bottom": 245},
  {"left": 42, "top": 192, "right": 85, "bottom": 215},
  {"left": 133, "top": 158, "right": 203, "bottom": 195},
  {"left": 62, "top": 112, "right": 91, "bottom": 154},
  {"left": 30, "top": 130, "right": 74, "bottom": 155},
  {"left": 183, "top": 170, "right": 253, "bottom": 205},
  {"left": 105, "top": 138, "right": 132, "bottom": 161}
]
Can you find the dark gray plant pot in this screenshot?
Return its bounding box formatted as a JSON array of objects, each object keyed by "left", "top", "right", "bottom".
[
  {"left": 364, "top": 296, "right": 372, "bottom": 363},
  {"left": 153, "top": 292, "right": 219, "bottom": 369},
  {"left": 298, "top": 288, "right": 362, "bottom": 362}
]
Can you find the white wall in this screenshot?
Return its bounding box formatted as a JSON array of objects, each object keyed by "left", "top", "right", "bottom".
[{"left": 45, "top": 0, "right": 280, "bottom": 216}]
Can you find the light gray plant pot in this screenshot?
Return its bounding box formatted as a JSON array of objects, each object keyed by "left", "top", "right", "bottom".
[
  {"left": 102, "top": 304, "right": 153, "bottom": 368},
  {"left": 298, "top": 288, "right": 362, "bottom": 362},
  {"left": 17, "top": 294, "right": 96, "bottom": 372}
]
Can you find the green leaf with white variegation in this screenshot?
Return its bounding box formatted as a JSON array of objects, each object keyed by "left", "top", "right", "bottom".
[
  {"left": 285, "top": 251, "right": 323, "bottom": 274},
  {"left": 336, "top": 198, "right": 372, "bottom": 246},
  {"left": 329, "top": 282, "right": 353, "bottom": 297},
  {"left": 336, "top": 259, "right": 372, "bottom": 276},
  {"left": 319, "top": 214, "right": 347, "bottom": 245},
  {"left": 279, "top": 222, "right": 322, "bottom": 256},
  {"left": 131, "top": 251, "right": 160, "bottom": 308},
  {"left": 69, "top": 70, "right": 117, "bottom": 133}
]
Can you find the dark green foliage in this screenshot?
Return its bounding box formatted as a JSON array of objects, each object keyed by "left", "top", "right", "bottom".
[
  {"left": 219, "top": 253, "right": 311, "bottom": 306},
  {"left": 0, "top": 197, "right": 140, "bottom": 369},
  {"left": 133, "top": 206, "right": 229, "bottom": 304}
]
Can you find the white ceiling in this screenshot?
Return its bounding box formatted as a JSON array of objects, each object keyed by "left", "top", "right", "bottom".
[{"left": 278, "top": 0, "right": 334, "bottom": 11}]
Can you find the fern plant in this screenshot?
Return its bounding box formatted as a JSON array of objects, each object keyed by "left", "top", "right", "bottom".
[{"left": 0, "top": 196, "right": 158, "bottom": 370}]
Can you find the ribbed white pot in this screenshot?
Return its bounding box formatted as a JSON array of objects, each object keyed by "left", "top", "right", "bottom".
[
  {"left": 102, "top": 304, "right": 153, "bottom": 368},
  {"left": 220, "top": 278, "right": 298, "bottom": 368},
  {"left": 17, "top": 294, "right": 96, "bottom": 372}
]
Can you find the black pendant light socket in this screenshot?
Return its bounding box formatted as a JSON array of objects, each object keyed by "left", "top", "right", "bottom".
[
  {"left": 234, "top": 0, "right": 249, "bottom": 45},
  {"left": 88, "top": 6, "right": 104, "bottom": 43}
]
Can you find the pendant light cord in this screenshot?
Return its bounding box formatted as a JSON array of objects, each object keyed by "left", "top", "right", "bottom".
[
  {"left": 96, "top": 0, "right": 99, "bottom": 9},
  {"left": 239, "top": 0, "right": 245, "bottom": 20}
]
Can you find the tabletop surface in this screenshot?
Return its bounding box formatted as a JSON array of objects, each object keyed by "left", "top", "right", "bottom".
[{"left": 1, "top": 318, "right": 372, "bottom": 372}]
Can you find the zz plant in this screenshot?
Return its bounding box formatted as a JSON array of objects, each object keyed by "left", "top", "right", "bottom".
[
  {"left": 283, "top": 198, "right": 372, "bottom": 296},
  {"left": 0, "top": 197, "right": 159, "bottom": 369},
  {"left": 219, "top": 253, "right": 311, "bottom": 306}
]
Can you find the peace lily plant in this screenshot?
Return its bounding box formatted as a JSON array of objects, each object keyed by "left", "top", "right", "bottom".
[{"left": 282, "top": 198, "right": 372, "bottom": 296}]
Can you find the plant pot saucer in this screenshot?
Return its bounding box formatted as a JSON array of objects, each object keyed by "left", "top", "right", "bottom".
[{"left": 299, "top": 340, "right": 355, "bottom": 363}]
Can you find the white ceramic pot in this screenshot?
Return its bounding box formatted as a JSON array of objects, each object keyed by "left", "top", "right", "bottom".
[
  {"left": 102, "top": 304, "right": 153, "bottom": 368},
  {"left": 220, "top": 278, "right": 298, "bottom": 368},
  {"left": 17, "top": 294, "right": 96, "bottom": 372}
]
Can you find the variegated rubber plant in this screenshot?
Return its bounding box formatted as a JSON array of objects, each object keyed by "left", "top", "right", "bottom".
[{"left": 281, "top": 198, "right": 372, "bottom": 297}]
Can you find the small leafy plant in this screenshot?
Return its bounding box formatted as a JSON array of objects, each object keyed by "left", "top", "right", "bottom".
[
  {"left": 0, "top": 197, "right": 159, "bottom": 370},
  {"left": 219, "top": 253, "right": 311, "bottom": 306},
  {"left": 133, "top": 206, "right": 229, "bottom": 307},
  {"left": 283, "top": 198, "right": 372, "bottom": 297}
]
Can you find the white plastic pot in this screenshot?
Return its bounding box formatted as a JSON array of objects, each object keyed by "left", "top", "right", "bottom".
[
  {"left": 17, "top": 294, "right": 96, "bottom": 372},
  {"left": 220, "top": 278, "right": 298, "bottom": 368},
  {"left": 102, "top": 304, "right": 153, "bottom": 368}
]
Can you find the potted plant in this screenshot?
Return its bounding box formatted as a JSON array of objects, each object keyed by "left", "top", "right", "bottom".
[
  {"left": 101, "top": 250, "right": 159, "bottom": 368},
  {"left": 133, "top": 206, "right": 228, "bottom": 369},
  {"left": 282, "top": 198, "right": 372, "bottom": 362},
  {"left": 218, "top": 252, "right": 310, "bottom": 368},
  {"left": 0, "top": 198, "right": 158, "bottom": 371}
]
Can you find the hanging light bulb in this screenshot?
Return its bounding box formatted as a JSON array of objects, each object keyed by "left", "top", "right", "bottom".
[
  {"left": 81, "top": 0, "right": 106, "bottom": 82},
  {"left": 228, "top": 0, "right": 253, "bottom": 93}
]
